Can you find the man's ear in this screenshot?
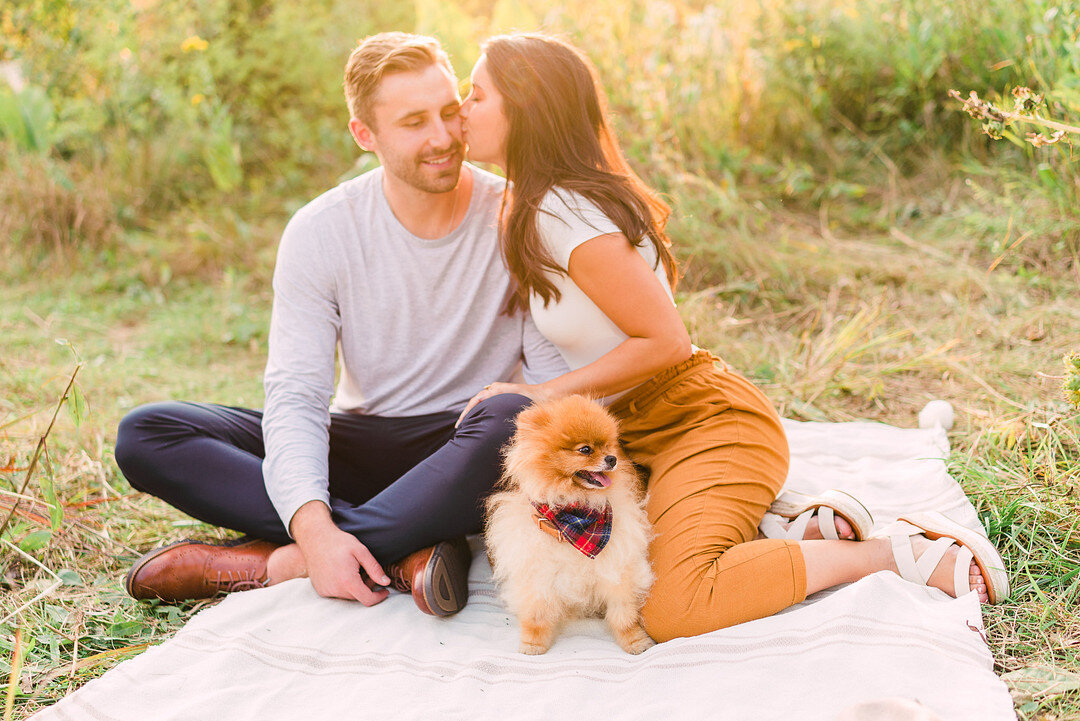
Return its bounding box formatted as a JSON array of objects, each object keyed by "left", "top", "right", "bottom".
[{"left": 348, "top": 118, "right": 376, "bottom": 152}]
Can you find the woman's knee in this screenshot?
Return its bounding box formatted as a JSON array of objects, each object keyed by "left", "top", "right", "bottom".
[
  {"left": 642, "top": 540, "right": 805, "bottom": 642},
  {"left": 640, "top": 569, "right": 712, "bottom": 643}
]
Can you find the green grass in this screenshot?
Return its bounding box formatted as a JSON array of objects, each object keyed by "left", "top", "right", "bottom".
[{"left": 0, "top": 259, "right": 272, "bottom": 718}]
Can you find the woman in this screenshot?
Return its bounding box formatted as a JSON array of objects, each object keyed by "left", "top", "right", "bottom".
[{"left": 458, "top": 33, "right": 1007, "bottom": 642}]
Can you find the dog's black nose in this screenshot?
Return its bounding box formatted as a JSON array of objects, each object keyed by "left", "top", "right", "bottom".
[{"left": 604, "top": 455, "right": 617, "bottom": 468}]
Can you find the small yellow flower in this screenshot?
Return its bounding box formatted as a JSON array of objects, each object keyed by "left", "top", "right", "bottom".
[
  {"left": 181, "top": 35, "right": 209, "bottom": 53},
  {"left": 119, "top": 47, "right": 133, "bottom": 63},
  {"left": 191, "top": 93, "right": 206, "bottom": 106}
]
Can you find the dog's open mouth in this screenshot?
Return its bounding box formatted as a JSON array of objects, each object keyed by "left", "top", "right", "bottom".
[{"left": 574, "top": 470, "right": 612, "bottom": 488}]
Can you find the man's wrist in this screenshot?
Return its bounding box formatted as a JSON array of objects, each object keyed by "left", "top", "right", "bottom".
[{"left": 289, "top": 500, "right": 334, "bottom": 544}]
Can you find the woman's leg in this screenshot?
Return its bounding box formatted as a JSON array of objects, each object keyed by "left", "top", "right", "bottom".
[
  {"left": 615, "top": 359, "right": 988, "bottom": 642},
  {"left": 628, "top": 410, "right": 804, "bottom": 641},
  {"left": 614, "top": 357, "right": 799, "bottom": 641},
  {"left": 799, "top": 538, "right": 988, "bottom": 601}
]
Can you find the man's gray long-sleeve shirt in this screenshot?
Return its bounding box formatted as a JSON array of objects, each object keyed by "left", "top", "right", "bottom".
[{"left": 262, "top": 164, "right": 569, "bottom": 532}]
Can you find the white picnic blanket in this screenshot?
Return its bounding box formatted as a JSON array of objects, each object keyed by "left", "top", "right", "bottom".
[{"left": 33, "top": 417, "right": 1016, "bottom": 721}]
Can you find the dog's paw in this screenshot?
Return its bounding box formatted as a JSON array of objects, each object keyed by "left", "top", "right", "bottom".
[
  {"left": 518, "top": 640, "right": 551, "bottom": 655},
  {"left": 519, "top": 621, "right": 555, "bottom": 654},
  {"left": 615, "top": 623, "right": 655, "bottom": 655},
  {"left": 622, "top": 635, "right": 656, "bottom": 655}
]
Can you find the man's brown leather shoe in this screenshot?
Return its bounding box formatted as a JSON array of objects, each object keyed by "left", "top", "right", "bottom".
[
  {"left": 386, "top": 537, "right": 472, "bottom": 616},
  {"left": 125, "top": 538, "right": 278, "bottom": 602}
]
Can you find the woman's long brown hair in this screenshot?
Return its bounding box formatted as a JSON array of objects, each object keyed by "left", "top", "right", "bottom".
[{"left": 482, "top": 33, "right": 677, "bottom": 313}]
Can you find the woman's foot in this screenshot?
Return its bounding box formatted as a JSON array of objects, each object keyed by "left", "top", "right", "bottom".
[
  {"left": 759, "top": 490, "right": 873, "bottom": 542},
  {"left": 887, "top": 534, "right": 989, "bottom": 602},
  {"left": 799, "top": 512, "right": 1005, "bottom": 603},
  {"left": 758, "top": 511, "right": 856, "bottom": 541},
  {"left": 888, "top": 511, "right": 1007, "bottom": 603},
  {"left": 800, "top": 535, "right": 989, "bottom": 601}
]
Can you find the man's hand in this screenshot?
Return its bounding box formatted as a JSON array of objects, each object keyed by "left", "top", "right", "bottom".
[
  {"left": 289, "top": 501, "right": 390, "bottom": 605},
  {"left": 455, "top": 381, "right": 542, "bottom": 427}
]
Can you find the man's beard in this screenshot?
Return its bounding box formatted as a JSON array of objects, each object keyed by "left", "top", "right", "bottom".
[{"left": 384, "top": 142, "right": 465, "bottom": 194}]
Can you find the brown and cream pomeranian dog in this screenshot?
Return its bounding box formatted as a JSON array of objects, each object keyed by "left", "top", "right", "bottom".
[{"left": 485, "top": 394, "right": 654, "bottom": 655}]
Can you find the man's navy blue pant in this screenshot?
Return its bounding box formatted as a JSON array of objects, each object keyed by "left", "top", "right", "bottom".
[{"left": 113, "top": 394, "right": 529, "bottom": 565}]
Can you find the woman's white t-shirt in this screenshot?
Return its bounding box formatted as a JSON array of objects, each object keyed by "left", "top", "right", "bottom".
[{"left": 528, "top": 188, "right": 677, "bottom": 377}]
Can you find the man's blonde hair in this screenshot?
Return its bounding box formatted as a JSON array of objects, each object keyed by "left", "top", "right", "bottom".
[{"left": 344, "top": 32, "right": 454, "bottom": 127}]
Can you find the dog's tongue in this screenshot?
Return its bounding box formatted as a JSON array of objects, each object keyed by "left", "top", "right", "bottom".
[{"left": 582, "top": 471, "right": 611, "bottom": 488}]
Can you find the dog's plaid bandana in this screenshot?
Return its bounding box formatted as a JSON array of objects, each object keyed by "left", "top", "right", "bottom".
[{"left": 532, "top": 502, "right": 612, "bottom": 558}]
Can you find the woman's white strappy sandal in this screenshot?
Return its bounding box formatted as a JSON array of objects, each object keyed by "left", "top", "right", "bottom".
[
  {"left": 759, "top": 489, "right": 874, "bottom": 542},
  {"left": 884, "top": 511, "right": 1010, "bottom": 604}
]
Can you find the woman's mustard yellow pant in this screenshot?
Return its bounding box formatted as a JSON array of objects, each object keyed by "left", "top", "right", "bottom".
[{"left": 609, "top": 350, "right": 806, "bottom": 642}]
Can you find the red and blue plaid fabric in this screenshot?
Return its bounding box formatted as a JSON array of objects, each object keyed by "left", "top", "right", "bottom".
[{"left": 532, "top": 502, "right": 612, "bottom": 558}]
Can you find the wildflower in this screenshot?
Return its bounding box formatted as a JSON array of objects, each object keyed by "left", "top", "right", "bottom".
[
  {"left": 119, "top": 47, "right": 133, "bottom": 63},
  {"left": 181, "top": 35, "right": 209, "bottom": 53},
  {"left": 982, "top": 119, "right": 1005, "bottom": 140},
  {"left": 1027, "top": 130, "right": 1066, "bottom": 147},
  {"left": 950, "top": 90, "right": 1006, "bottom": 123},
  {"left": 191, "top": 93, "right": 206, "bottom": 106},
  {"left": 1012, "top": 86, "right": 1043, "bottom": 114},
  {"left": 1064, "top": 352, "right": 1080, "bottom": 409}
]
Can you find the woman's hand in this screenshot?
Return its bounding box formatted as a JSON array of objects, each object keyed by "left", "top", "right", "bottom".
[{"left": 455, "top": 382, "right": 545, "bottom": 427}]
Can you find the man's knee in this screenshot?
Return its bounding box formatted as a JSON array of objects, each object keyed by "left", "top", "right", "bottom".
[
  {"left": 459, "top": 393, "right": 532, "bottom": 441},
  {"left": 115, "top": 402, "right": 184, "bottom": 491},
  {"left": 477, "top": 392, "right": 532, "bottom": 420}
]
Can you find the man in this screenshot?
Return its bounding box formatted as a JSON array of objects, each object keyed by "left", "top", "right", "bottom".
[{"left": 114, "top": 32, "right": 567, "bottom": 616}]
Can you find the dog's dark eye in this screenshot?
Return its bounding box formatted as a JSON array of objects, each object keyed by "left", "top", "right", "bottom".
[{"left": 577, "top": 445, "right": 593, "bottom": 455}]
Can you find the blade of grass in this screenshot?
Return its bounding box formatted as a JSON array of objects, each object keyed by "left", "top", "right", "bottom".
[
  {"left": 0, "top": 538, "right": 64, "bottom": 626},
  {"left": 34, "top": 643, "right": 151, "bottom": 690},
  {"left": 0, "top": 363, "right": 80, "bottom": 539},
  {"left": 0, "top": 580, "right": 64, "bottom": 629},
  {"left": 2, "top": 627, "right": 24, "bottom": 721}
]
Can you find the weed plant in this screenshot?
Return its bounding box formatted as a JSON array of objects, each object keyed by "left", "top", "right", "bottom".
[{"left": 2, "top": 0, "right": 1079, "bottom": 718}]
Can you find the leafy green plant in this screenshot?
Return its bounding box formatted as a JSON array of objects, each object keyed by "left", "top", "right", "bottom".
[
  {"left": 1064, "top": 353, "right": 1080, "bottom": 409},
  {"left": 0, "top": 85, "right": 54, "bottom": 154}
]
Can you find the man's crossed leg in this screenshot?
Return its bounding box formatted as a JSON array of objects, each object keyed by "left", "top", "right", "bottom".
[{"left": 114, "top": 393, "right": 530, "bottom": 615}]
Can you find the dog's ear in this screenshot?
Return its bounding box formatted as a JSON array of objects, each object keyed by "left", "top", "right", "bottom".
[{"left": 514, "top": 401, "right": 553, "bottom": 436}]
